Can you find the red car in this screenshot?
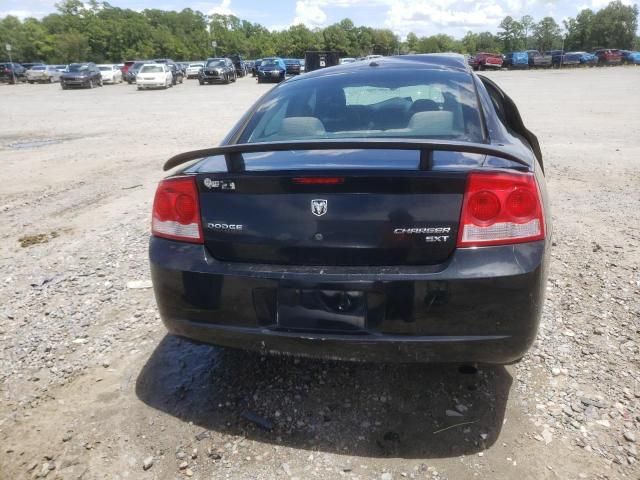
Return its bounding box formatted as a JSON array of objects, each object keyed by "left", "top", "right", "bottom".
[
  {"left": 593, "top": 49, "right": 622, "bottom": 65},
  {"left": 120, "top": 60, "right": 136, "bottom": 77},
  {"left": 468, "top": 53, "right": 503, "bottom": 71}
]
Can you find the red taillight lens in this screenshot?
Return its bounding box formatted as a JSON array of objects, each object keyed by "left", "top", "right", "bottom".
[
  {"left": 468, "top": 191, "right": 500, "bottom": 222},
  {"left": 457, "top": 171, "right": 545, "bottom": 247},
  {"left": 151, "top": 176, "right": 203, "bottom": 243},
  {"left": 292, "top": 177, "right": 344, "bottom": 185}
]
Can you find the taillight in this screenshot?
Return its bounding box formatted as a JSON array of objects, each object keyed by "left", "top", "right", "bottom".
[
  {"left": 151, "top": 176, "right": 203, "bottom": 243},
  {"left": 457, "top": 171, "right": 544, "bottom": 247},
  {"left": 292, "top": 177, "right": 344, "bottom": 185}
]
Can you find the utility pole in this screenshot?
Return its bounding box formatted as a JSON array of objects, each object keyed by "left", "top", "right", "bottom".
[{"left": 6, "top": 44, "right": 15, "bottom": 84}]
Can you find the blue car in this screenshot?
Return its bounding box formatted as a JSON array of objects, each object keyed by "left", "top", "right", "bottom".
[
  {"left": 621, "top": 50, "right": 640, "bottom": 65},
  {"left": 257, "top": 57, "right": 286, "bottom": 83},
  {"left": 567, "top": 52, "right": 597, "bottom": 66},
  {"left": 504, "top": 51, "right": 529, "bottom": 69}
]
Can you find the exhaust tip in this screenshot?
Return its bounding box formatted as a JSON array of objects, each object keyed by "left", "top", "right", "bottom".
[{"left": 458, "top": 364, "right": 478, "bottom": 375}]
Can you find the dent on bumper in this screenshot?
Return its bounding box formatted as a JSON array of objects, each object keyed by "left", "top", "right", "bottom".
[{"left": 149, "top": 238, "right": 548, "bottom": 363}]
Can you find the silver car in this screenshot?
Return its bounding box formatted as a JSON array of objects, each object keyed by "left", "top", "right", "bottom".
[{"left": 26, "top": 65, "right": 62, "bottom": 83}]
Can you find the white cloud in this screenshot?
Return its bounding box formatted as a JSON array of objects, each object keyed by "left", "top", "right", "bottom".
[
  {"left": 385, "top": 0, "right": 506, "bottom": 37},
  {"left": 208, "top": 0, "right": 233, "bottom": 16},
  {"left": 292, "top": 0, "right": 327, "bottom": 27},
  {"left": 589, "top": 0, "right": 633, "bottom": 7},
  {"left": 0, "top": 10, "right": 35, "bottom": 19},
  {"left": 291, "top": 0, "right": 389, "bottom": 27}
]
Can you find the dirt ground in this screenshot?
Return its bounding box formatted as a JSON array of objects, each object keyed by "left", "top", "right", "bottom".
[{"left": 0, "top": 67, "right": 638, "bottom": 480}]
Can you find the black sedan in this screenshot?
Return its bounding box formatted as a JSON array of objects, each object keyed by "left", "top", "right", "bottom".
[
  {"left": 149, "top": 54, "right": 550, "bottom": 364},
  {"left": 284, "top": 58, "right": 302, "bottom": 75},
  {"left": 60, "top": 63, "right": 103, "bottom": 89},
  {"left": 256, "top": 58, "right": 286, "bottom": 83}
]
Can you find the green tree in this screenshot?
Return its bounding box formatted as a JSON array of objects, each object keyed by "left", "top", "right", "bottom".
[
  {"left": 520, "top": 15, "right": 535, "bottom": 49},
  {"left": 564, "top": 9, "right": 595, "bottom": 51},
  {"left": 591, "top": 0, "right": 638, "bottom": 49},
  {"left": 533, "top": 17, "right": 561, "bottom": 52},
  {"left": 498, "top": 16, "right": 524, "bottom": 51}
]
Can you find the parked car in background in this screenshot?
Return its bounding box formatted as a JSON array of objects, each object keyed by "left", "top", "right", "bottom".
[
  {"left": 125, "top": 61, "right": 150, "bottom": 83},
  {"left": 252, "top": 59, "right": 262, "bottom": 77},
  {"left": 468, "top": 52, "right": 503, "bottom": 70},
  {"left": 544, "top": 50, "right": 565, "bottom": 68},
  {"left": 26, "top": 65, "right": 62, "bottom": 83},
  {"left": 526, "top": 50, "right": 552, "bottom": 68},
  {"left": 257, "top": 57, "right": 286, "bottom": 83},
  {"left": 186, "top": 62, "right": 204, "bottom": 79},
  {"left": 20, "top": 62, "right": 44, "bottom": 70},
  {"left": 98, "top": 64, "right": 123, "bottom": 83},
  {"left": 166, "top": 63, "right": 184, "bottom": 85},
  {"left": 340, "top": 57, "right": 356, "bottom": 64},
  {"left": 503, "top": 51, "right": 529, "bottom": 69},
  {"left": 593, "top": 49, "right": 622, "bottom": 65},
  {"left": 284, "top": 58, "right": 302, "bottom": 75},
  {"left": 199, "top": 57, "right": 236, "bottom": 84},
  {"left": 245, "top": 60, "right": 255, "bottom": 72},
  {"left": 151, "top": 54, "right": 550, "bottom": 365},
  {"left": 121, "top": 60, "right": 135, "bottom": 78},
  {"left": 0, "top": 63, "right": 27, "bottom": 83},
  {"left": 567, "top": 52, "right": 597, "bottom": 66},
  {"left": 556, "top": 52, "right": 581, "bottom": 67},
  {"left": 53, "top": 64, "right": 68, "bottom": 72},
  {"left": 60, "top": 63, "right": 103, "bottom": 89},
  {"left": 136, "top": 63, "right": 173, "bottom": 90},
  {"left": 620, "top": 50, "right": 640, "bottom": 65},
  {"left": 229, "top": 54, "right": 247, "bottom": 77}
]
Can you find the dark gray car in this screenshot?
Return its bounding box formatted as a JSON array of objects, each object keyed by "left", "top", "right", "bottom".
[{"left": 60, "top": 63, "right": 102, "bottom": 89}]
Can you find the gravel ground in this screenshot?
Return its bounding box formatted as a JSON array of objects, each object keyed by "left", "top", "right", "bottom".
[{"left": 0, "top": 67, "right": 638, "bottom": 480}]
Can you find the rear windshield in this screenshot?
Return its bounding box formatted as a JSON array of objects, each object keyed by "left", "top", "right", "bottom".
[
  {"left": 98, "top": 66, "right": 111, "bottom": 71},
  {"left": 140, "top": 65, "right": 163, "bottom": 73},
  {"left": 31, "top": 66, "right": 46, "bottom": 71},
  {"left": 241, "top": 68, "right": 484, "bottom": 143}
]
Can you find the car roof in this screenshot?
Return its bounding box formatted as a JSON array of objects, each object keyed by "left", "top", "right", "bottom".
[{"left": 295, "top": 54, "right": 471, "bottom": 81}]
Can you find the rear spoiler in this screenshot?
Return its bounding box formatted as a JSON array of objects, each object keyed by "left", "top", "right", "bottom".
[{"left": 163, "top": 139, "right": 531, "bottom": 172}]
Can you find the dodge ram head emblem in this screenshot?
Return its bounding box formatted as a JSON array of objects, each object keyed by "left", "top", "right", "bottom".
[{"left": 311, "top": 199, "right": 328, "bottom": 217}]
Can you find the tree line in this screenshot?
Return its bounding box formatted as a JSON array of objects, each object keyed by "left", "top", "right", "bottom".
[{"left": 0, "top": 0, "right": 638, "bottom": 64}]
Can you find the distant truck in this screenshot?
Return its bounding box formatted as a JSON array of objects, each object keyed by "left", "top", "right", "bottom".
[
  {"left": 467, "top": 52, "right": 503, "bottom": 70},
  {"left": 304, "top": 51, "right": 339, "bottom": 73},
  {"left": 526, "top": 50, "right": 552, "bottom": 68}
]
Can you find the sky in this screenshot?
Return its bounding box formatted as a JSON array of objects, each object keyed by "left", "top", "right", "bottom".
[{"left": 1, "top": 0, "right": 636, "bottom": 38}]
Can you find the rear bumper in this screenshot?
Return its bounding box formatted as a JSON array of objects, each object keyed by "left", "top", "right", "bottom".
[{"left": 150, "top": 238, "right": 548, "bottom": 364}]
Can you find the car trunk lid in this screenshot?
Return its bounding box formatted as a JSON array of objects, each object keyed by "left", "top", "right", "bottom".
[{"left": 195, "top": 150, "right": 472, "bottom": 266}]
